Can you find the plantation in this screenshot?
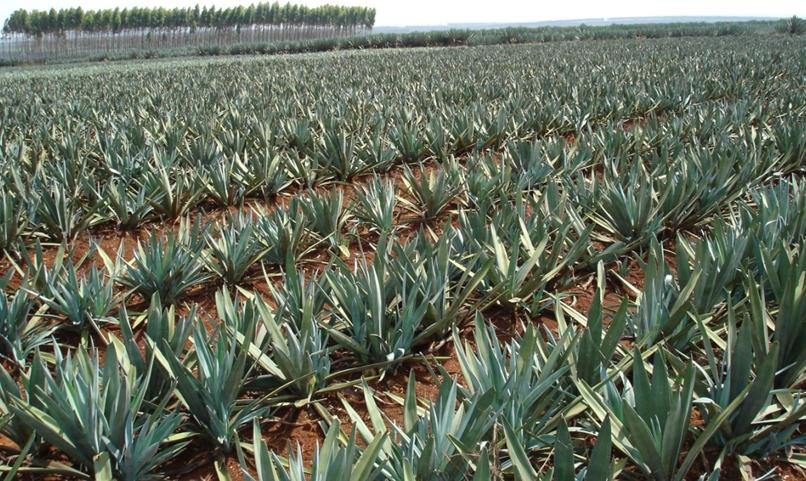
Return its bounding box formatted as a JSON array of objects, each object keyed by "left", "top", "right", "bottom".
[
  {"left": 0, "top": 34, "right": 805, "bottom": 480},
  {"left": 1, "top": 2, "right": 375, "bottom": 64}
]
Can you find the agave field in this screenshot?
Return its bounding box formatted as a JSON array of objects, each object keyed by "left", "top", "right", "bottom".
[{"left": 0, "top": 34, "right": 805, "bottom": 480}]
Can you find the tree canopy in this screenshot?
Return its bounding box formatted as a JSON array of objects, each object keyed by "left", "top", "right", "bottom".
[{"left": 3, "top": 2, "right": 376, "bottom": 36}]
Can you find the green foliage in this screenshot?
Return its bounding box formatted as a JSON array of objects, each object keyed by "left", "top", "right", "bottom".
[
  {"left": 200, "top": 153, "right": 250, "bottom": 207},
  {"left": 400, "top": 162, "right": 463, "bottom": 220},
  {"left": 315, "top": 125, "right": 371, "bottom": 181},
  {"left": 778, "top": 15, "right": 806, "bottom": 35},
  {"left": 32, "top": 180, "right": 98, "bottom": 241},
  {"left": 154, "top": 315, "right": 265, "bottom": 453},
  {"left": 0, "top": 191, "right": 27, "bottom": 253},
  {"left": 351, "top": 175, "right": 397, "bottom": 234},
  {"left": 99, "top": 179, "right": 153, "bottom": 231},
  {"left": 579, "top": 352, "right": 725, "bottom": 481},
  {"left": 454, "top": 313, "right": 571, "bottom": 440},
  {"left": 205, "top": 213, "right": 267, "bottom": 285},
  {"left": 218, "top": 289, "right": 330, "bottom": 400},
  {"left": 299, "top": 189, "right": 347, "bottom": 249},
  {"left": 241, "top": 151, "right": 291, "bottom": 200},
  {"left": 6, "top": 346, "right": 185, "bottom": 480},
  {"left": 696, "top": 299, "right": 790, "bottom": 455},
  {"left": 40, "top": 263, "right": 118, "bottom": 331},
  {"left": 0, "top": 32, "right": 804, "bottom": 481},
  {"left": 461, "top": 190, "right": 591, "bottom": 310},
  {"left": 254, "top": 202, "right": 308, "bottom": 266},
  {"left": 142, "top": 161, "right": 204, "bottom": 220},
  {"left": 268, "top": 259, "right": 329, "bottom": 331},
  {"left": 0, "top": 351, "right": 46, "bottom": 447},
  {"left": 119, "top": 221, "right": 209, "bottom": 305},
  {"left": 552, "top": 418, "right": 614, "bottom": 481},
  {"left": 244, "top": 419, "right": 386, "bottom": 481},
  {"left": 592, "top": 161, "right": 661, "bottom": 242},
  {"left": 630, "top": 238, "right": 699, "bottom": 348},
  {"left": 675, "top": 223, "right": 748, "bottom": 315},
  {"left": 117, "top": 295, "right": 194, "bottom": 400},
  {"left": 4, "top": 3, "right": 376, "bottom": 37},
  {"left": 748, "top": 244, "right": 806, "bottom": 388},
  {"left": 0, "top": 290, "right": 51, "bottom": 365},
  {"left": 344, "top": 378, "right": 496, "bottom": 481},
  {"left": 565, "top": 289, "right": 628, "bottom": 386},
  {"left": 324, "top": 250, "right": 429, "bottom": 365}
]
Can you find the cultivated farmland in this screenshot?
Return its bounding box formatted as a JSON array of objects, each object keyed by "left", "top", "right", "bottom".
[{"left": 0, "top": 35, "right": 805, "bottom": 480}]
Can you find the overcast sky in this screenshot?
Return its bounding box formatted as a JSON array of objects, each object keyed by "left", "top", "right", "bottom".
[{"left": 2, "top": 0, "right": 805, "bottom": 29}]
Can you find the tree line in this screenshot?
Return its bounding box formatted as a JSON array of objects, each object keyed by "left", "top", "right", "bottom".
[{"left": 2, "top": 3, "right": 376, "bottom": 36}]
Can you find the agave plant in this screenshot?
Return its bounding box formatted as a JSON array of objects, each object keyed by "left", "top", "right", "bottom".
[
  {"left": 268, "top": 311, "right": 331, "bottom": 400},
  {"left": 280, "top": 119, "right": 315, "bottom": 158},
  {"left": 1, "top": 30, "right": 805, "bottom": 481},
  {"left": 447, "top": 108, "right": 483, "bottom": 153},
  {"left": 351, "top": 175, "right": 397, "bottom": 234},
  {"left": 425, "top": 117, "right": 449, "bottom": 162},
  {"left": 560, "top": 288, "right": 628, "bottom": 387},
  {"left": 549, "top": 418, "right": 614, "bottom": 481},
  {"left": 592, "top": 161, "right": 661, "bottom": 243},
  {"left": 32, "top": 179, "right": 98, "bottom": 241},
  {"left": 400, "top": 162, "right": 463, "bottom": 220},
  {"left": 0, "top": 190, "right": 27, "bottom": 254},
  {"left": 325, "top": 251, "right": 430, "bottom": 365},
  {"left": 0, "top": 412, "right": 36, "bottom": 481},
  {"left": 98, "top": 138, "right": 149, "bottom": 182},
  {"left": 283, "top": 153, "right": 320, "bottom": 189},
  {"left": 675, "top": 223, "right": 748, "bottom": 316},
  {"left": 116, "top": 294, "right": 194, "bottom": 401},
  {"left": 7, "top": 345, "right": 186, "bottom": 480},
  {"left": 359, "top": 130, "right": 397, "bottom": 173},
  {"left": 243, "top": 419, "right": 386, "bottom": 481},
  {"left": 630, "top": 238, "right": 699, "bottom": 348},
  {"left": 0, "top": 290, "right": 52, "bottom": 365},
  {"left": 205, "top": 213, "right": 268, "bottom": 285},
  {"left": 0, "top": 351, "right": 47, "bottom": 449},
  {"left": 240, "top": 150, "right": 291, "bottom": 200},
  {"left": 504, "top": 140, "right": 556, "bottom": 189},
  {"left": 342, "top": 377, "right": 496, "bottom": 481},
  {"left": 119, "top": 221, "right": 209, "bottom": 305},
  {"left": 463, "top": 153, "right": 514, "bottom": 211},
  {"left": 753, "top": 242, "right": 806, "bottom": 388},
  {"left": 142, "top": 162, "right": 204, "bottom": 219},
  {"left": 466, "top": 193, "right": 591, "bottom": 312},
  {"left": 390, "top": 122, "right": 427, "bottom": 163},
  {"left": 267, "top": 259, "right": 329, "bottom": 331},
  {"left": 578, "top": 351, "right": 743, "bottom": 481},
  {"left": 454, "top": 313, "right": 571, "bottom": 437},
  {"left": 154, "top": 312, "right": 266, "bottom": 454},
  {"left": 695, "top": 297, "right": 795, "bottom": 455},
  {"left": 99, "top": 179, "right": 153, "bottom": 231},
  {"left": 483, "top": 108, "right": 515, "bottom": 151},
  {"left": 222, "top": 290, "right": 331, "bottom": 402},
  {"left": 314, "top": 125, "right": 372, "bottom": 181},
  {"left": 656, "top": 145, "right": 753, "bottom": 231},
  {"left": 740, "top": 177, "right": 806, "bottom": 264},
  {"left": 200, "top": 153, "right": 250, "bottom": 207},
  {"left": 39, "top": 262, "right": 118, "bottom": 332},
  {"left": 13, "top": 241, "right": 72, "bottom": 299},
  {"left": 376, "top": 231, "right": 491, "bottom": 348},
  {"left": 772, "top": 122, "right": 806, "bottom": 174},
  {"left": 254, "top": 202, "right": 308, "bottom": 266},
  {"left": 299, "top": 189, "right": 348, "bottom": 250}
]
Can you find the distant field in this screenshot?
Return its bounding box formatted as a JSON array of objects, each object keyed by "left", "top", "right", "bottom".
[
  {"left": 0, "top": 17, "right": 790, "bottom": 66},
  {"left": 0, "top": 35, "right": 805, "bottom": 480}
]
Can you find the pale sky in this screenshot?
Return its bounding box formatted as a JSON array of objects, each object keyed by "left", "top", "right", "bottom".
[{"left": 2, "top": 0, "right": 805, "bottom": 29}]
